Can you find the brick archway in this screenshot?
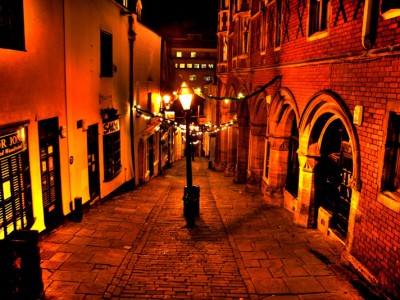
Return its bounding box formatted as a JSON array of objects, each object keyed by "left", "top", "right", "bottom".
[
  {"left": 296, "top": 91, "right": 361, "bottom": 249},
  {"left": 245, "top": 92, "right": 267, "bottom": 191},
  {"left": 263, "top": 88, "right": 300, "bottom": 205}
]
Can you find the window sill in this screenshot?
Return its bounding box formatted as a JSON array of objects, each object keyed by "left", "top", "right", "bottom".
[
  {"left": 382, "top": 9, "right": 400, "bottom": 20},
  {"left": 377, "top": 191, "right": 400, "bottom": 213},
  {"left": 307, "top": 30, "right": 328, "bottom": 42}
]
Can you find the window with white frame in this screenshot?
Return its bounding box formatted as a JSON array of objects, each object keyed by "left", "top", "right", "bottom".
[
  {"left": 275, "top": 0, "right": 282, "bottom": 48},
  {"left": 382, "top": 112, "right": 400, "bottom": 195},
  {"left": 308, "top": 0, "right": 329, "bottom": 36}
]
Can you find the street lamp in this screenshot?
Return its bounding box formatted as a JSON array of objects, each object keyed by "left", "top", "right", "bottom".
[
  {"left": 162, "top": 94, "right": 172, "bottom": 168},
  {"left": 178, "top": 82, "right": 200, "bottom": 227}
]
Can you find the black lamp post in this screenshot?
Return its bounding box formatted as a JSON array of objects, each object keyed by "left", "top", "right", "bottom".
[
  {"left": 163, "top": 95, "right": 172, "bottom": 168},
  {"left": 178, "top": 82, "right": 200, "bottom": 227}
]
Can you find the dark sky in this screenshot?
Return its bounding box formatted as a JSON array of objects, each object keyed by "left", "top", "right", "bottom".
[{"left": 140, "top": 0, "right": 218, "bottom": 38}]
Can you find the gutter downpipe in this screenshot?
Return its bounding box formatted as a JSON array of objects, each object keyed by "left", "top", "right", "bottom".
[{"left": 128, "top": 15, "right": 137, "bottom": 188}]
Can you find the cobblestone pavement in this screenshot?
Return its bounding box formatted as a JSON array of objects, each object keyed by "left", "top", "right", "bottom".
[{"left": 39, "top": 158, "right": 383, "bottom": 299}]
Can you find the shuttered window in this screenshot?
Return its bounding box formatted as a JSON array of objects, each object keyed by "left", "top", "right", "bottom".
[{"left": 0, "top": 126, "right": 33, "bottom": 239}]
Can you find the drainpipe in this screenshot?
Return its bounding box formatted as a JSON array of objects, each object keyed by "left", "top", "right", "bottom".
[
  {"left": 362, "top": 0, "right": 378, "bottom": 49},
  {"left": 128, "top": 15, "right": 136, "bottom": 188}
]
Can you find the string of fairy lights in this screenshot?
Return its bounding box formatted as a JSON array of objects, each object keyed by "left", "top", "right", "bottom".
[{"left": 133, "top": 75, "right": 282, "bottom": 134}]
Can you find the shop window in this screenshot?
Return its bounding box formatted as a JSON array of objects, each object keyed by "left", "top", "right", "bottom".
[
  {"left": 103, "top": 119, "right": 121, "bottom": 182},
  {"left": 382, "top": 112, "right": 400, "bottom": 195},
  {"left": 308, "top": 0, "right": 329, "bottom": 37},
  {"left": 0, "top": 0, "right": 25, "bottom": 51},
  {"left": 381, "top": 0, "right": 400, "bottom": 19},
  {"left": 0, "top": 125, "right": 33, "bottom": 239},
  {"left": 100, "top": 30, "right": 113, "bottom": 77}
]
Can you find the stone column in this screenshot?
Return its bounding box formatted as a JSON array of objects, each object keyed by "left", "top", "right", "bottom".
[
  {"left": 294, "top": 154, "right": 318, "bottom": 228},
  {"left": 245, "top": 126, "right": 265, "bottom": 193},
  {"left": 263, "top": 136, "right": 289, "bottom": 206}
]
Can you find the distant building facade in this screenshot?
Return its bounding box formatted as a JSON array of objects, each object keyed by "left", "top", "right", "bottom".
[{"left": 215, "top": 0, "right": 400, "bottom": 298}]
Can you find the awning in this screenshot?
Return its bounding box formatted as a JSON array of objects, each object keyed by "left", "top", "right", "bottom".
[{"left": 142, "top": 120, "right": 161, "bottom": 136}]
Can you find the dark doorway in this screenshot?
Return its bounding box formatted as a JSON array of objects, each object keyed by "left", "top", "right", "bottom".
[
  {"left": 87, "top": 124, "right": 100, "bottom": 201},
  {"left": 39, "top": 118, "right": 62, "bottom": 229},
  {"left": 148, "top": 136, "right": 154, "bottom": 177},
  {"left": 316, "top": 119, "right": 352, "bottom": 239}
]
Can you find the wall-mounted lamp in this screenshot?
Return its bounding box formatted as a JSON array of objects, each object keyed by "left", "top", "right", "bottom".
[
  {"left": 59, "top": 126, "right": 67, "bottom": 138},
  {"left": 77, "top": 119, "right": 88, "bottom": 132}
]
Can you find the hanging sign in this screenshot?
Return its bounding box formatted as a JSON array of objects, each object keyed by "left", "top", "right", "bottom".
[
  {"left": 103, "top": 118, "right": 120, "bottom": 135},
  {"left": 0, "top": 127, "right": 27, "bottom": 159}
]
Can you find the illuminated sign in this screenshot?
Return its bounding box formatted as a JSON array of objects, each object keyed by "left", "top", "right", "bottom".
[
  {"left": 0, "top": 128, "right": 27, "bottom": 159},
  {"left": 165, "top": 111, "right": 175, "bottom": 121},
  {"left": 103, "top": 119, "right": 120, "bottom": 135}
]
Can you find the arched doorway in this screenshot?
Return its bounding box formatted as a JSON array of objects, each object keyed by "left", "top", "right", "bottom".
[
  {"left": 297, "top": 91, "right": 361, "bottom": 246},
  {"left": 315, "top": 116, "right": 352, "bottom": 239}
]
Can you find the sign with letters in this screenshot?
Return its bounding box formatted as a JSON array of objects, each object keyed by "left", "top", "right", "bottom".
[
  {"left": 0, "top": 127, "right": 27, "bottom": 159},
  {"left": 103, "top": 119, "right": 120, "bottom": 135}
]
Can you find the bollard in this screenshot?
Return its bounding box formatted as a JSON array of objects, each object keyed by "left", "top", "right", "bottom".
[
  {"left": 70, "top": 197, "right": 83, "bottom": 222},
  {"left": 183, "top": 185, "right": 200, "bottom": 227}
]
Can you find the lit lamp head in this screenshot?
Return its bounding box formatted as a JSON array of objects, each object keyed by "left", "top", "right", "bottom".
[
  {"left": 163, "top": 94, "right": 171, "bottom": 107},
  {"left": 178, "top": 82, "right": 193, "bottom": 111}
]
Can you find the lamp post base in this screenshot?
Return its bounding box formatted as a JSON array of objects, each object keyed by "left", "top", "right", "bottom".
[{"left": 183, "top": 185, "right": 200, "bottom": 227}]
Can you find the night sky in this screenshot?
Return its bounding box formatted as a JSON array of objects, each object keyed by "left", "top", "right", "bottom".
[{"left": 140, "top": 0, "right": 218, "bottom": 38}]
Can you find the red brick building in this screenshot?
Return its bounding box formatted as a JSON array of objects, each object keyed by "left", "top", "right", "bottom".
[{"left": 214, "top": 0, "right": 400, "bottom": 298}]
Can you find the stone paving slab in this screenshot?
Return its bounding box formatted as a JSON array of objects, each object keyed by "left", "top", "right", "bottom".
[{"left": 38, "top": 158, "right": 383, "bottom": 299}]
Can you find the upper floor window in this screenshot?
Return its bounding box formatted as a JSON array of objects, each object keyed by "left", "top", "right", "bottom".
[
  {"left": 382, "top": 112, "right": 400, "bottom": 194},
  {"left": 275, "top": 0, "right": 282, "bottom": 48},
  {"left": 179, "top": 63, "right": 185, "bottom": 68},
  {"left": 204, "top": 75, "right": 212, "bottom": 82},
  {"left": 187, "top": 63, "right": 193, "bottom": 68},
  {"left": 190, "top": 52, "right": 196, "bottom": 58},
  {"left": 308, "top": 0, "right": 329, "bottom": 37},
  {"left": 208, "top": 64, "right": 214, "bottom": 69},
  {"left": 189, "top": 75, "right": 197, "bottom": 81},
  {"left": 381, "top": 0, "right": 400, "bottom": 19},
  {"left": 201, "top": 64, "right": 207, "bottom": 69},
  {"left": 100, "top": 31, "right": 113, "bottom": 77},
  {"left": 194, "top": 64, "right": 200, "bottom": 69},
  {"left": 176, "top": 51, "right": 182, "bottom": 57},
  {"left": 222, "top": 36, "right": 228, "bottom": 61},
  {"left": 0, "top": 0, "right": 25, "bottom": 51}
]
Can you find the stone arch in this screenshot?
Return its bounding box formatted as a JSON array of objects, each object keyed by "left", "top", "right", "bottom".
[
  {"left": 296, "top": 90, "right": 361, "bottom": 248},
  {"left": 264, "top": 87, "right": 300, "bottom": 203},
  {"left": 246, "top": 90, "right": 268, "bottom": 191}
]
